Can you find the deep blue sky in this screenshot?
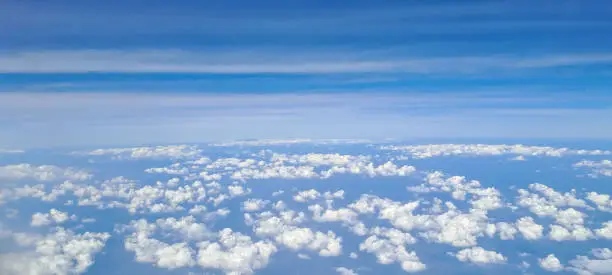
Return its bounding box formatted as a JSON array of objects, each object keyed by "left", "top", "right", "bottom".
[{"left": 1, "top": 0, "right": 611, "bottom": 147}]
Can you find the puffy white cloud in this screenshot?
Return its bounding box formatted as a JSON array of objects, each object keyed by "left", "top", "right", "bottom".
[
  {"left": 595, "top": 221, "right": 612, "bottom": 239},
  {"left": 568, "top": 249, "right": 612, "bottom": 275},
  {"left": 83, "top": 145, "right": 202, "bottom": 159},
  {"left": 349, "top": 252, "right": 359, "bottom": 259},
  {"left": 248, "top": 211, "right": 342, "bottom": 256},
  {"left": 196, "top": 228, "right": 277, "bottom": 275},
  {"left": 539, "top": 254, "right": 564, "bottom": 272},
  {"left": 517, "top": 183, "right": 588, "bottom": 218},
  {"left": 381, "top": 144, "right": 611, "bottom": 159},
  {"left": 242, "top": 199, "right": 270, "bottom": 212},
  {"left": 294, "top": 189, "right": 321, "bottom": 203},
  {"left": 455, "top": 247, "right": 506, "bottom": 265},
  {"left": 516, "top": 217, "right": 544, "bottom": 240},
  {"left": 359, "top": 235, "right": 425, "bottom": 272},
  {"left": 574, "top": 160, "right": 612, "bottom": 177},
  {"left": 586, "top": 192, "right": 612, "bottom": 213},
  {"left": 31, "top": 209, "right": 74, "bottom": 227},
  {"left": 309, "top": 204, "right": 359, "bottom": 225},
  {"left": 155, "top": 216, "right": 214, "bottom": 241},
  {"left": 413, "top": 172, "right": 504, "bottom": 212},
  {"left": 0, "top": 228, "right": 110, "bottom": 275},
  {"left": 548, "top": 224, "right": 593, "bottom": 241},
  {"left": 0, "top": 164, "right": 91, "bottom": 182},
  {"left": 419, "top": 209, "right": 491, "bottom": 247},
  {"left": 496, "top": 222, "right": 518, "bottom": 240},
  {"left": 336, "top": 267, "right": 358, "bottom": 275},
  {"left": 123, "top": 218, "right": 199, "bottom": 270},
  {"left": 228, "top": 185, "right": 251, "bottom": 197}
]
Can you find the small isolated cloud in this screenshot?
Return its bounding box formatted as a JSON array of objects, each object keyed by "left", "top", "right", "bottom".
[
  {"left": 539, "top": 254, "right": 564, "bottom": 272},
  {"left": 454, "top": 247, "right": 506, "bottom": 265},
  {"left": 336, "top": 267, "right": 358, "bottom": 275},
  {"left": 242, "top": 199, "right": 270, "bottom": 212}
]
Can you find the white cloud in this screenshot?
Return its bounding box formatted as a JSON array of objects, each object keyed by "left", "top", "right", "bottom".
[
  {"left": 228, "top": 185, "right": 252, "bottom": 197},
  {"left": 242, "top": 199, "right": 270, "bottom": 212},
  {"left": 123, "top": 219, "right": 198, "bottom": 270},
  {"left": 455, "top": 247, "right": 506, "bottom": 265},
  {"left": 336, "top": 267, "right": 358, "bottom": 275},
  {"left": 0, "top": 164, "right": 91, "bottom": 182},
  {"left": 359, "top": 235, "right": 425, "bottom": 272},
  {"left": 516, "top": 216, "right": 544, "bottom": 240},
  {"left": 83, "top": 145, "right": 202, "bottom": 159},
  {"left": 574, "top": 160, "right": 612, "bottom": 177},
  {"left": 595, "top": 221, "right": 612, "bottom": 239},
  {"left": 294, "top": 189, "right": 321, "bottom": 203},
  {"left": 31, "top": 209, "right": 74, "bottom": 227},
  {"left": 539, "top": 254, "right": 564, "bottom": 272},
  {"left": 548, "top": 224, "right": 593, "bottom": 241},
  {"left": 568, "top": 249, "right": 612, "bottom": 275},
  {"left": 248, "top": 211, "right": 342, "bottom": 256},
  {"left": 212, "top": 139, "right": 371, "bottom": 147},
  {"left": 495, "top": 222, "right": 518, "bottom": 240},
  {"left": 382, "top": 144, "right": 612, "bottom": 159},
  {"left": 586, "top": 192, "right": 612, "bottom": 213},
  {"left": 0, "top": 228, "right": 110, "bottom": 275},
  {"left": 196, "top": 228, "right": 277, "bottom": 275}
]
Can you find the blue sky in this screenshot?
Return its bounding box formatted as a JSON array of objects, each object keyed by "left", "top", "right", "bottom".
[{"left": 1, "top": 0, "right": 612, "bottom": 148}]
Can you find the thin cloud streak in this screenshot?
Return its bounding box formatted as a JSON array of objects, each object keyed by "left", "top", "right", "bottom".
[
  {"left": 2, "top": 50, "right": 612, "bottom": 74},
  {"left": 0, "top": 92, "right": 611, "bottom": 148}
]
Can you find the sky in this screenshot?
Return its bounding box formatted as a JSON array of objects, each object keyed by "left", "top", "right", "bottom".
[{"left": 1, "top": 0, "right": 612, "bottom": 148}]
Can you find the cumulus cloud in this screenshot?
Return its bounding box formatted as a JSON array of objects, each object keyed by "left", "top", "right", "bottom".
[
  {"left": 574, "top": 160, "right": 612, "bottom": 177},
  {"left": 294, "top": 189, "right": 321, "bottom": 203},
  {"left": 568, "top": 248, "right": 612, "bottom": 275},
  {"left": 595, "top": 221, "right": 612, "bottom": 239},
  {"left": 31, "top": 209, "right": 74, "bottom": 227},
  {"left": 0, "top": 164, "right": 91, "bottom": 182},
  {"left": 359, "top": 235, "right": 425, "bottom": 272},
  {"left": 516, "top": 217, "right": 544, "bottom": 240},
  {"left": 242, "top": 199, "right": 270, "bottom": 212},
  {"left": 122, "top": 217, "right": 214, "bottom": 270},
  {"left": 586, "top": 192, "right": 612, "bottom": 213},
  {"left": 454, "top": 247, "right": 506, "bottom": 265},
  {"left": 539, "top": 254, "right": 564, "bottom": 272},
  {"left": 0, "top": 228, "right": 110, "bottom": 275},
  {"left": 196, "top": 228, "right": 277, "bottom": 274},
  {"left": 247, "top": 211, "right": 343, "bottom": 257}
]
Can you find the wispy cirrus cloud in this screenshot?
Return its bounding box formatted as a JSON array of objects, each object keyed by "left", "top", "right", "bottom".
[
  {"left": 2, "top": 50, "right": 612, "bottom": 74},
  {"left": 0, "top": 92, "right": 611, "bottom": 148}
]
